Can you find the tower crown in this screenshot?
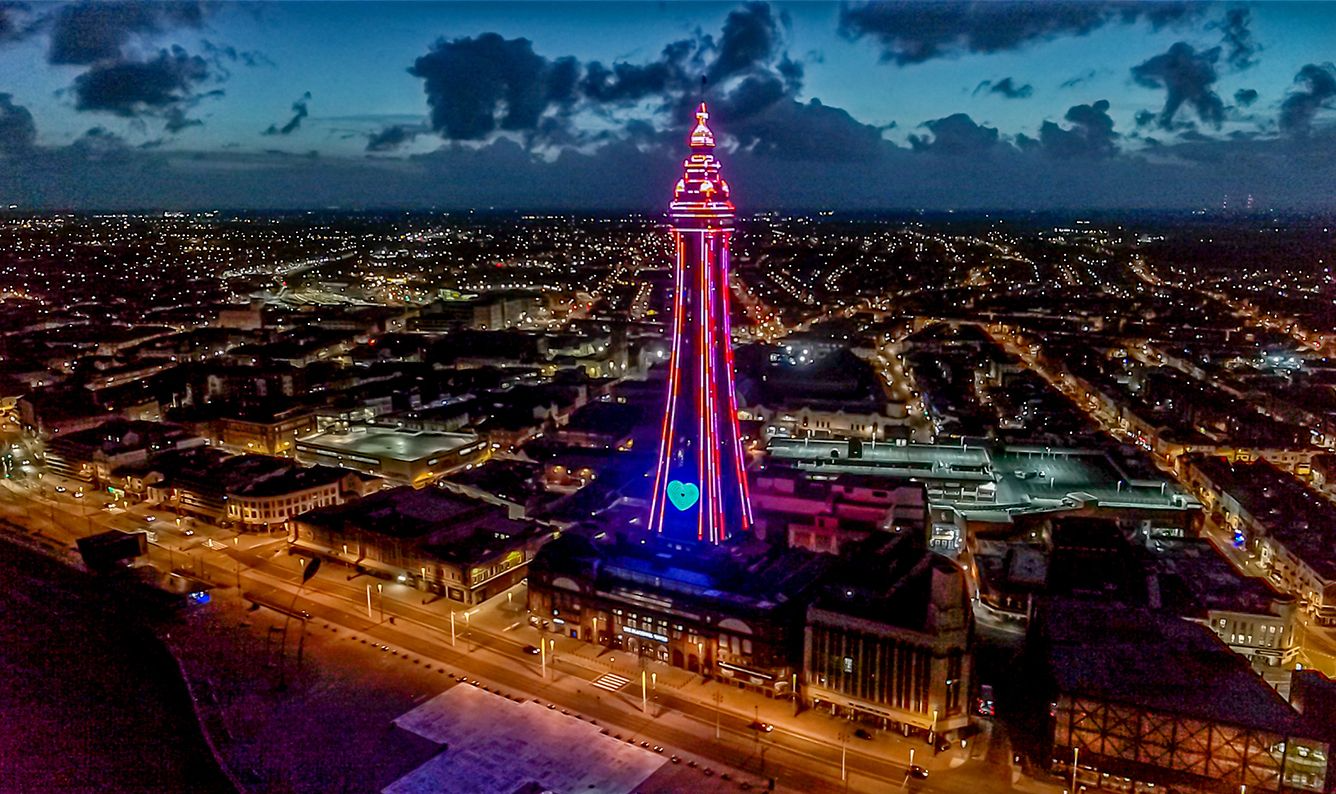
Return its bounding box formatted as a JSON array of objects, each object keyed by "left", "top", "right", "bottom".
[
  {"left": 689, "top": 102, "right": 716, "bottom": 149},
  {"left": 670, "top": 102, "right": 734, "bottom": 225}
]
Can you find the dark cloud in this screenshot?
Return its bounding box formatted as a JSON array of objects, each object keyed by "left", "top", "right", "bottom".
[
  {"left": 47, "top": 0, "right": 205, "bottom": 65},
  {"left": 264, "top": 92, "right": 311, "bottom": 136},
  {"left": 974, "top": 77, "right": 1033, "bottom": 99},
  {"left": 1215, "top": 7, "right": 1259, "bottom": 71},
  {"left": 201, "top": 39, "right": 273, "bottom": 71},
  {"left": 403, "top": 6, "right": 823, "bottom": 156},
  {"left": 723, "top": 98, "right": 891, "bottom": 161},
  {"left": 1036, "top": 99, "right": 1118, "bottom": 158},
  {"left": 910, "top": 113, "right": 1000, "bottom": 155},
  {"left": 12, "top": 120, "right": 1336, "bottom": 213},
  {"left": 0, "top": 2, "right": 32, "bottom": 43},
  {"left": 71, "top": 46, "right": 212, "bottom": 125},
  {"left": 1279, "top": 63, "right": 1336, "bottom": 136},
  {"left": 777, "top": 55, "right": 803, "bottom": 92},
  {"left": 709, "top": 2, "right": 784, "bottom": 83},
  {"left": 580, "top": 58, "right": 681, "bottom": 104},
  {"left": 163, "top": 106, "right": 202, "bottom": 134},
  {"left": 366, "top": 123, "right": 428, "bottom": 152},
  {"left": 838, "top": 1, "right": 1200, "bottom": 65},
  {"left": 1234, "top": 88, "right": 1258, "bottom": 108},
  {"left": 1131, "top": 42, "right": 1224, "bottom": 129},
  {"left": 408, "top": 33, "right": 582, "bottom": 141},
  {"left": 0, "top": 92, "right": 36, "bottom": 157},
  {"left": 1059, "top": 69, "right": 1098, "bottom": 89},
  {"left": 42, "top": 3, "right": 246, "bottom": 134},
  {"left": 1134, "top": 109, "right": 1156, "bottom": 128},
  {"left": 718, "top": 72, "right": 788, "bottom": 120},
  {"left": 68, "top": 126, "right": 134, "bottom": 163}
]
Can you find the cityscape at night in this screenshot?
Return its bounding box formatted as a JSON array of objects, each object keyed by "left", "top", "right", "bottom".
[{"left": 3, "top": 2, "right": 1336, "bottom": 794}]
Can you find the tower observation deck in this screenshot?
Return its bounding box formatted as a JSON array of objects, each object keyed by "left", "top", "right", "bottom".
[{"left": 648, "top": 103, "right": 753, "bottom": 545}]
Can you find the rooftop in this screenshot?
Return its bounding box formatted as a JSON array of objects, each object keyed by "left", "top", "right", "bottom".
[
  {"left": 1190, "top": 455, "right": 1336, "bottom": 582},
  {"left": 298, "top": 425, "right": 481, "bottom": 463},
  {"left": 1039, "top": 599, "right": 1302, "bottom": 733}
]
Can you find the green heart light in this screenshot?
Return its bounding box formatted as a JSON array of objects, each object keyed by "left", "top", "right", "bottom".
[{"left": 667, "top": 480, "right": 700, "bottom": 511}]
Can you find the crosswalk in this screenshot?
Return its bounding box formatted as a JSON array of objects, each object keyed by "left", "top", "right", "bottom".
[{"left": 591, "top": 672, "right": 631, "bottom": 692}]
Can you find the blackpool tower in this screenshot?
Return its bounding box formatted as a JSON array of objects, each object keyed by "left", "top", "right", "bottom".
[{"left": 648, "top": 103, "right": 753, "bottom": 545}]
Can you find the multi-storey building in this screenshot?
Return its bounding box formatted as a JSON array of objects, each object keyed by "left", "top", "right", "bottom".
[
  {"left": 1183, "top": 455, "right": 1336, "bottom": 626},
  {"left": 803, "top": 533, "right": 973, "bottom": 739},
  {"left": 44, "top": 418, "right": 207, "bottom": 485},
  {"left": 291, "top": 485, "right": 552, "bottom": 605},
  {"left": 748, "top": 466, "right": 928, "bottom": 554},
  {"left": 528, "top": 530, "right": 831, "bottom": 694}
]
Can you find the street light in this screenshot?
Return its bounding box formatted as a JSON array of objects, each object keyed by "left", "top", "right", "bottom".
[{"left": 840, "top": 729, "right": 848, "bottom": 782}]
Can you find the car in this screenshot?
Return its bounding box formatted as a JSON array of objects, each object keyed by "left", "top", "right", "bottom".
[
  {"left": 522, "top": 644, "right": 540, "bottom": 655},
  {"left": 853, "top": 728, "right": 873, "bottom": 740},
  {"left": 749, "top": 721, "right": 774, "bottom": 733},
  {"left": 145, "top": 515, "right": 156, "bottom": 522},
  {"left": 976, "top": 684, "right": 996, "bottom": 718},
  {"left": 73, "top": 490, "right": 84, "bottom": 498},
  {"left": 55, "top": 486, "right": 66, "bottom": 493},
  {"left": 908, "top": 765, "right": 929, "bottom": 779}
]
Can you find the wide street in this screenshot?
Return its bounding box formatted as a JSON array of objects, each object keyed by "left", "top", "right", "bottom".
[{"left": 0, "top": 460, "right": 1057, "bottom": 794}]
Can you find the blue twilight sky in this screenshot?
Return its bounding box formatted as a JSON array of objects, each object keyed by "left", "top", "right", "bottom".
[{"left": 2, "top": 1, "right": 1336, "bottom": 210}]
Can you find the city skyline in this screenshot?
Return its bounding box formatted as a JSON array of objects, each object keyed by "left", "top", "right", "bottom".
[{"left": 2, "top": 1, "right": 1336, "bottom": 210}]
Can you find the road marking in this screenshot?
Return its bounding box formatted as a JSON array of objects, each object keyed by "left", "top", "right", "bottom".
[{"left": 591, "top": 672, "right": 631, "bottom": 692}]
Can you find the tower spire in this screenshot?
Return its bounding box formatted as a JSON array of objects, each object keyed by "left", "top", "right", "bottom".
[{"left": 690, "top": 101, "right": 716, "bottom": 150}]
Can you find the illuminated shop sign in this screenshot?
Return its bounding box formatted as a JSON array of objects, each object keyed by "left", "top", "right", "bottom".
[{"left": 622, "top": 626, "right": 669, "bottom": 643}]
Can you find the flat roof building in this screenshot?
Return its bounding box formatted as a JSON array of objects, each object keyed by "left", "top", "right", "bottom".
[
  {"left": 292, "top": 485, "right": 552, "bottom": 605},
  {"left": 296, "top": 424, "right": 486, "bottom": 485}
]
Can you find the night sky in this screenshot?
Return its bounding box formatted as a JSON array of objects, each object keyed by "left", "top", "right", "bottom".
[{"left": 2, "top": 1, "right": 1336, "bottom": 211}]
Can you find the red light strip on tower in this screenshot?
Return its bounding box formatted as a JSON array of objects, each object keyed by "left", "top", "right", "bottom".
[
  {"left": 697, "top": 230, "right": 709, "bottom": 542},
  {"left": 720, "top": 243, "right": 754, "bottom": 527},
  {"left": 707, "top": 233, "right": 727, "bottom": 542},
  {"left": 649, "top": 233, "right": 688, "bottom": 536}
]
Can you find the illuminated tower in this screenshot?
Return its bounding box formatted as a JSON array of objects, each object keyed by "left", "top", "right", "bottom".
[{"left": 648, "top": 103, "right": 753, "bottom": 545}]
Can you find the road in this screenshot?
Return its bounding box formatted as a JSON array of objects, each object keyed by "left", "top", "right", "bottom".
[{"left": 0, "top": 467, "right": 1061, "bottom": 794}]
